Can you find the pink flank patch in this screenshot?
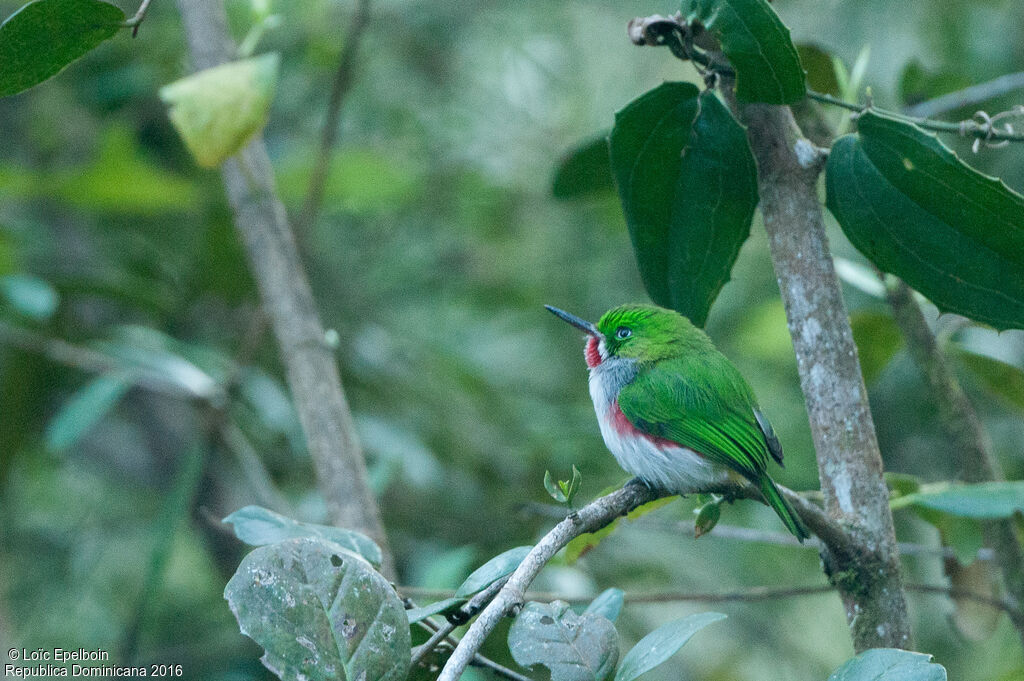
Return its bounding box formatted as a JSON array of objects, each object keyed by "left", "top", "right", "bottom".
[
  {"left": 608, "top": 400, "right": 696, "bottom": 453},
  {"left": 585, "top": 337, "right": 602, "bottom": 368}
]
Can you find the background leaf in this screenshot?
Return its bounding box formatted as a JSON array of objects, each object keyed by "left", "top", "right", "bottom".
[
  {"left": 850, "top": 310, "right": 904, "bottom": 384},
  {"left": 508, "top": 600, "right": 619, "bottom": 681},
  {"left": 405, "top": 597, "right": 465, "bottom": 624},
  {"left": 680, "top": 0, "right": 805, "bottom": 104},
  {"left": 583, "top": 588, "right": 624, "bottom": 623},
  {"left": 553, "top": 134, "right": 614, "bottom": 199},
  {"left": 455, "top": 545, "right": 531, "bottom": 597},
  {"left": 610, "top": 84, "right": 758, "bottom": 326},
  {"left": 827, "top": 648, "right": 946, "bottom": 681},
  {"left": 0, "top": 0, "right": 124, "bottom": 97},
  {"left": 160, "top": 53, "right": 280, "bottom": 168},
  {"left": 954, "top": 347, "right": 1024, "bottom": 411},
  {"left": 44, "top": 372, "right": 131, "bottom": 453},
  {"left": 225, "top": 538, "right": 410, "bottom": 681},
  {"left": 825, "top": 112, "right": 1024, "bottom": 330},
  {"left": 614, "top": 611, "right": 725, "bottom": 681},
  {"left": 890, "top": 482, "right": 1024, "bottom": 518},
  {"left": 224, "top": 505, "right": 384, "bottom": 569}
]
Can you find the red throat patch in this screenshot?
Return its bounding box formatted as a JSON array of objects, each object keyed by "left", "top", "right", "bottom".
[{"left": 585, "top": 337, "right": 602, "bottom": 368}]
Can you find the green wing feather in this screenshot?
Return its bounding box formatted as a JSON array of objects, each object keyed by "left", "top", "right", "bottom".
[
  {"left": 617, "top": 354, "right": 773, "bottom": 479},
  {"left": 618, "top": 354, "right": 809, "bottom": 541}
]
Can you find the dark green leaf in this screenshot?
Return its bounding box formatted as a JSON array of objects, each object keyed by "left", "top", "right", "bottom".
[
  {"left": 225, "top": 538, "right": 410, "bottom": 681},
  {"left": 826, "top": 111, "right": 1024, "bottom": 330},
  {"left": 455, "top": 546, "right": 531, "bottom": 598},
  {"left": 610, "top": 84, "right": 758, "bottom": 326},
  {"left": 899, "top": 60, "right": 971, "bottom": 109},
  {"left": 508, "top": 601, "right": 619, "bottom": 681},
  {"left": 955, "top": 347, "right": 1024, "bottom": 411},
  {"left": 796, "top": 44, "right": 840, "bottom": 96},
  {"left": 405, "top": 597, "right": 466, "bottom": 624},
  {"left": 0, "top": 0, "right": 124, "bottom": 97},
  {"left": 680, "top": 0, "right": 805, "bottom": 104},
  {"left": 583, "top": 588, "right": 624, "bottom": 623},
  {"left": 850, "top": 310, "right": 904, "bottom": 384},
  {"left": 891, "top": 482, "right": 1024, "bottom": 519},
  {"left": 614, "top": 612, "right": 726, "bottom": 681},
  {"left": 224, "top": 505, "right": 384, "bottom": 569},
  {"left": 827, "top": 648, "right": 946, "bottom": 681},
  {"left": 553, "top": 134, "right": 613, "bottom": 199},
  {"left": 44, "top": 372, "right": 131, "bottom": 453},
  {"left": 693, "top": 500, "right": 721, "bottom": 538}
]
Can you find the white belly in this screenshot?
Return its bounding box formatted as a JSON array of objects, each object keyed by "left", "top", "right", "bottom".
[{"left": 588, "top": 360, "right": 728, "bottom": 494}]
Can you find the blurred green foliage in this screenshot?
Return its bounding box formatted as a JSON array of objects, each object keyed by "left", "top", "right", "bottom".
[{"left": 1, "top": 0, "right": 1024, "bottom": 680}]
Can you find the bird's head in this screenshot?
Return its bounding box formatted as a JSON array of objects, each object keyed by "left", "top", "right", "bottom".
[{"left": 545, "top": 303, "right": 709, "bottom": 367}]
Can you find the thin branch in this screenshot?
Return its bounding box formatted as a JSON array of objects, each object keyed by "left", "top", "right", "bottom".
[
  {"left": 401, "top": 583, "right": 1016, "bottom": 615},
  {"left": 122, "top": 0, "right": 155, "bottom": 37},
  {"left": 294, "top": 0, "right": 371, "bottom": 233},
  {"left": 905, "top": 71, "right": 1024, "bottom": 118},
  {"left": 806, "top": 90, "right": 1024, "bottom": 144},
  {"left": 412, "top": 608, "right": 532, "bottom": 681},
  {"left": 410, "top": 574, "right": 511, "bottom": 667}
]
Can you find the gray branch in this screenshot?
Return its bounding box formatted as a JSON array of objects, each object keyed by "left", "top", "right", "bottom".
[
  {"left": 728, "top": 94, "right": 912, "bottom": 650},
  {"left": 173, "top": 0, "right": 393, "bottom": 575}
]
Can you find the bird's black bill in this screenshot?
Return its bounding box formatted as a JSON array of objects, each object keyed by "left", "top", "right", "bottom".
[{"left": 544, "top": 305, "right": 602, "bottom": 337}]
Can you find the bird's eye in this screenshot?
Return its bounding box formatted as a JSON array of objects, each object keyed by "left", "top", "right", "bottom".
[{"left": 615, "top": 326, "right": 632, "bottom": 340}]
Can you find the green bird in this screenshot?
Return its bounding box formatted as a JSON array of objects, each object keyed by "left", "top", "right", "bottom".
[{"left": 546, "top": 303, "right": 809, "bottom": 541}]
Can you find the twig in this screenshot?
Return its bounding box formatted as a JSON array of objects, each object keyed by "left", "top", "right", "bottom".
[
  {"left": 905, "top": 71, "right": 1024, "bottom": 118},
  {"left": 806, "top": 90, "right": 1024, "bottom": 144},
  {"left": 410, "top": 575, "right": 511, "bottom": 667},
  {"left": 412, "top": 611, "right": 532, "bottom": 681},
  {"left": 122, "top": 0, "right": 155, "bottom": 37},
  {"left": 295, "top": 0, "right": 371, "bottom": 233},
  {"left": 401, "top": 583, "right": 1016, "bottom": 615}
]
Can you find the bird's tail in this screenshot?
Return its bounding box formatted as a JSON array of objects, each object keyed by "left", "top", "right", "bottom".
[{"left": 760, "top": 476, "right": 810, "bottom": 542}]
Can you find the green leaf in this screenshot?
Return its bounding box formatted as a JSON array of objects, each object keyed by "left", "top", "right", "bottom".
[
  {"left": 508, "top": 601, "right": 619, "bottom": 681},
  {"left": 796, "top": 44, "right": 839, "bottom": 96},
  {"left": 225, "top": 538, "right": 410, "bottom": 681},
  {"left": 160, "top": 53, "right": 280, "bottom": 168},
  {"left": 545, "top": 470, "right": 567, "bottom": 503},
  {"left": 899, "top": 60, "right": 971, "bottom": 110},
  {"left": 0, "top": 0, "right": 124, "bottom": 97},
  {"left": 44, "top": 372, "right": 131, "bottom": 453},
  {"left": 405, "top": 597, "right": 466, "bottom": 625},
  {"left": 455, "top": 546, "right": 531, "bottom": 598},
  {"left": 610, "top": 84, "right": 758, "bottom": 326},
  {"left": 826, "top": 111, "right": 1024, "bottom": 330},
  {"left": 693, "top": 500, "right": 721, "bottom": 538},
  {"left": 583, "top": 588, "right": 624, "bottom": 623},
  {"left": 955, "top": 347, "right": 1024, "bottom": 411},
  {"left": 850, "top": 310, "right": 904, "bottom": 384},
  {"left": 680, "top": 0, "right": 805, "bottom": 104},
  {"left": 553, "top": 134, "right": 614, "bottom": 199},
  {"left": 890, "top": 482, "right": 1024, "bottom": 519},
  {"left": 0, "top": 274, "right": 58, "bottom": 320},
  {"left": 567, "top": 465, "right": 583, "bottom": 505},
  {"left": 224, "top": 505, "right": 383, "bottom": 569},
  {"left": 614, "top": 612, "right": 726, "bottom": 681},
  {"left": 827, "top": 648, "right": 946, "bottom": 681}
]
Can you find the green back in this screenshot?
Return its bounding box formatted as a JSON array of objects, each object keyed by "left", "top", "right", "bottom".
[{"left": 618, "top": 350, "right": 778, "bottom": 480}]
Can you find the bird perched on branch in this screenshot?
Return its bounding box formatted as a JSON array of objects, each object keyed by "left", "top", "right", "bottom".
[{"left": 546, "top": 303, "right": 809, "bottom": 541}]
